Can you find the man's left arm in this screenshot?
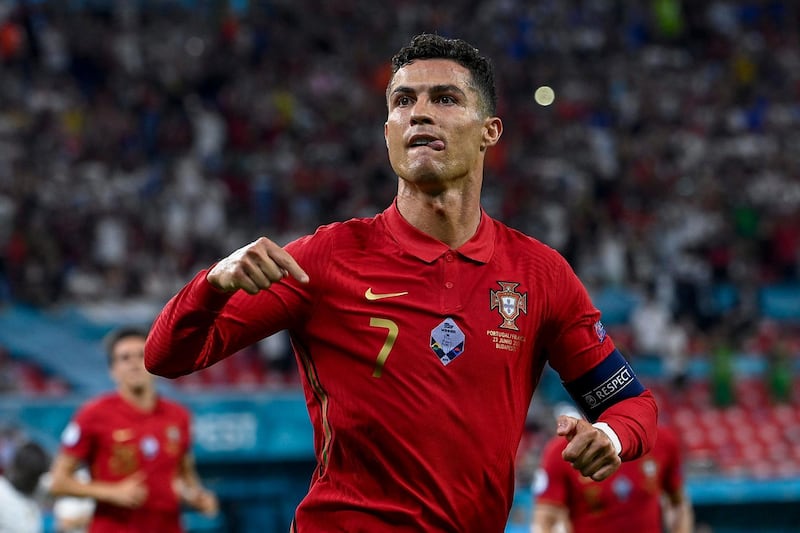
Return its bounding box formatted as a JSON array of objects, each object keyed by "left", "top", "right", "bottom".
[
  {"left": 546, "top": 257, "right": 658, "bottom": 477},
  {"left": 561, "top": 344, "right": 658, "bottom": 458},
  {"left": 663, "top": 490, "right": 694, "bottom": 533},
  {"left": 558, "top": 349, "right": 658, "bottom": 480},
  {"left": 176, "top": 453, "right": 219, "bottom": 516}
]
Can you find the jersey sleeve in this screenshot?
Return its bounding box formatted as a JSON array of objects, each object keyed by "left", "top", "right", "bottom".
[
  {"left": 532, "top": 437, "right": 572, "bottom": 508},
  {"left": 541, "top": 254, "right": 657, "bottom": 460},
  {"left": 59, "top": 404, "right": 96, "bottom": 463},
  {"left": 542, "top": 255, "right": 616, "bottom": 383},
  {"left": 145, "top": 231, "right": 330, "bottom": 378}
]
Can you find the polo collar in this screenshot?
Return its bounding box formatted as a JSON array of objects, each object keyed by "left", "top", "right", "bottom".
[{"left": 381, "top": 200, "right": 495, "bottom": 264}]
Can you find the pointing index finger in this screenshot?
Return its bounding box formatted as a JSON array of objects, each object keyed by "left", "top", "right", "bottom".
[{"left": 270, "top": 247, "right": 309, "bottom": 284}]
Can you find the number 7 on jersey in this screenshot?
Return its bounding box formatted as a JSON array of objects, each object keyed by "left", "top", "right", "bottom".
[{"left": 369, "top": 317, "right": 398, "bottom": 378}]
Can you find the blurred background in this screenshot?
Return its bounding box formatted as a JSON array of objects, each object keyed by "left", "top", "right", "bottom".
[{"left": 0, "top": 0, "right": 798, "bottom": 531}]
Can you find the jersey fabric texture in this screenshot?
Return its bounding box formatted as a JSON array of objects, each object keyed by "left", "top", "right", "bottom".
[
  {"left": 534, "top": 425, "right": 683, "bottom": 533},
  {"left": 59, "top": 393, "right": 191, "bottom": 533},
  {"left": 146, "top": 202, "right": 656, "bottom": 533}
]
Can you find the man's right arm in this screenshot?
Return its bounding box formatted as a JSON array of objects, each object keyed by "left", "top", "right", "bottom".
[
  {"left": 48, "top": 453, "right": 147, "bottom": 509},
  {"left": 145, "top": 237, "right": 309, "bottom": 378}
]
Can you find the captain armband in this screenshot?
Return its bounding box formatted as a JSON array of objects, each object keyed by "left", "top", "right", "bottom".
[{"left": 563, "top": 349, "right": 645, "bottom": 422}]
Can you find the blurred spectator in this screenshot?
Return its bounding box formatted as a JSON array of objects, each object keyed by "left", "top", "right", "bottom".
[
  {"left": 629, "top": 281, "right": 689, "bottom": 387},
  {"left": 0, "top": 440, "right": 51, "bottom": 533},
  {"left": 0, "top": 344, "right": 70, "bottom": 396},
  {"left": 51, "top": 468, "right": 93, "bottom": 533}
]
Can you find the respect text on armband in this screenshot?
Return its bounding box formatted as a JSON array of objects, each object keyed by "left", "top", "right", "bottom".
[{"left": 582, "top": 366, "right": 633, "bottom": 409}]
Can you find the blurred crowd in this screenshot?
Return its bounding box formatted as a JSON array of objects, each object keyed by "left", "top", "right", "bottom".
[{"left": 0, "top": 0, "right": 799, "bottom": 373}]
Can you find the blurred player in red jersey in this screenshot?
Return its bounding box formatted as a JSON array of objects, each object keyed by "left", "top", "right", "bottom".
[
  {"left": 532, "top": 403, "right": 693, "bottom": 533},
  {"left": 48, "top": 327, "right": 218, "bottom": 533},
  {"left": 145, "top": 33, "right": 658, "bottom": 532}
]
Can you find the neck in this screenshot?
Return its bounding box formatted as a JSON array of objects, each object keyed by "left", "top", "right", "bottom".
[
  {"left": 119, "top": 386, "right": 157, "bottom": 411},
  {"left": 396, "top": 181, "right": 482, "bottom": 249}
]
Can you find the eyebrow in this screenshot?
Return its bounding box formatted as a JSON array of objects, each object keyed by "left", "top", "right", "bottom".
[{"left": 390, "top": 84, "right": 468, "bottom": 98}]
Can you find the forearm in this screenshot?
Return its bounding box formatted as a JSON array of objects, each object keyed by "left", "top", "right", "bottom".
[
  {"left": 665, "top": 497, "right": 694, "bottom": 533},
  {"left": 144, "top": 269, "right": 235, "bottom": 377},
  {"left": 50, "top": 475, "right": 117, "bottom": 504},
  {"left": 177, "top": 455, "right": 218, "bottom": 515},
  {"left": 595, "top": 390, "right": 658, "bottom": 460}
]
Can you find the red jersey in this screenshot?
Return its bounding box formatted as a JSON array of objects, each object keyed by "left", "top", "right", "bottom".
[
  {"left": 59, "top": 393, "right": 191, "bottom": 533},
  {"left": 146, "top": 203, "right": 652, "bottom": 533},
  {"left": 534, "top": 425, "right": 683, "bottom": 533}
]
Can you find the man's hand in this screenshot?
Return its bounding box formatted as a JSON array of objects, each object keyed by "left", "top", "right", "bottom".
[
  {"left": 107, "top": 472, "right": 148, "bottom": 508},
  {"left": 208, "top": 237, "right": 309, "bottom": 294},
  {"left": 182, "top": 485, "right": 219, "bottom": 517},
  {"left": 557, "top": 415, "right": 621, "bottom": 481}
]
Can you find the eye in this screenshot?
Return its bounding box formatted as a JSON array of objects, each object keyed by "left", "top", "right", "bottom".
[
  {"left": 437, "top": 95, "right": 456, "bottom": 104},
  {"left": 395, "top": 95, "right": 413, "bottom": 107}
]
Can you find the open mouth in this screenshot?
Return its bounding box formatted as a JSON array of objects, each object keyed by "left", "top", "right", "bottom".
[{"left": 409, "top": 136, "right": 445, "bottom": 151}]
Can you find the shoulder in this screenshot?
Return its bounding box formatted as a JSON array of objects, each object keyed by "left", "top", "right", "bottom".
[
  {"left": 76, "top": 393, "right": 118, "bottom": 415},
  {"left": 158, "top": 397, "right": 191, "bottom": 418},
  {"left": 490, "top": 218, "right": 571, "bottom": 266},
  {"left": 287, "top": 215, "right": 380, "bottom": 253}
]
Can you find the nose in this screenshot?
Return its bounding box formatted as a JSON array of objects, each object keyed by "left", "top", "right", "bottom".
[{"left": 410, "top": 98, "right": 434, "bottom": 125}]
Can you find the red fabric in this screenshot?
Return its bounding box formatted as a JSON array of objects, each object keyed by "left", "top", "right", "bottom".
[
  {"left": 597, "top": 390, "right": 658, "bottom": 460},
  {"left": 146, "top": 201, "right": 651, "bottom": 532},
  {"left": 535, "top": 425, "right": 683, "bottom": 533},
  {"left": 60, "top": 394, "right": 191, "bottom": 533}
]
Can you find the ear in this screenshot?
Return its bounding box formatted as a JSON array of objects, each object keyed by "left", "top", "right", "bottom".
[
  {"left": 384, "top": 122, "right": 389, "bottom": 148},
  {"left": 481, "top": 116, "right": 503, "bottom": 150}
]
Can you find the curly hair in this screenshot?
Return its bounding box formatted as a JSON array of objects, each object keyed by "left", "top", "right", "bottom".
[{"left": 390, "top": 33, "right": 497, "bottom": 116}]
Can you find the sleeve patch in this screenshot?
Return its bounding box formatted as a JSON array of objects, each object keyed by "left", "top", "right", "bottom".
[{"left": 61, "top": 422, "right": 81, "bottom": 447}]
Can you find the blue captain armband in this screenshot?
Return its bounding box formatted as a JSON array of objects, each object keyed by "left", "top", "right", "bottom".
[{"left": 563, "top": 349, "right": 645, "bottom": 422}]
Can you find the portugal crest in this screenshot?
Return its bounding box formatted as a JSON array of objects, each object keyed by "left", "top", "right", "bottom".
[{"left": 490, "top": 281, "right": 528, "bottom": 330}]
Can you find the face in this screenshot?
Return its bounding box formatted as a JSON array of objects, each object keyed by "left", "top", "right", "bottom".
[
  {"left": 109, "top": 335, "right": 153, "bottom": 393},
  {"left": 384, "top": 59, "right": 502, "bottom": 191}
]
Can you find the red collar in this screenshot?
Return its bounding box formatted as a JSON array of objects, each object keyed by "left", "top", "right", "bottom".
[{"left": 380, "top": 200, "right": 495, "bottom": 264}]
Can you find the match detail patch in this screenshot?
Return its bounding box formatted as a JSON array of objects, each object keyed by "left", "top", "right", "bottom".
[{"left": 430, "top": 318, "right": 465, "bottom": 366}]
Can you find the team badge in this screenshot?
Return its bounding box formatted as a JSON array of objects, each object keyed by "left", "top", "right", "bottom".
[
  {"left": 61, "top": 422, "right": 81, "bottom": 447},
  {"left": 430, "top": 318, "right": 465, "bottom": 366},
  {"left": 490, "top": 281, "right": 527, "bottom": 330}
]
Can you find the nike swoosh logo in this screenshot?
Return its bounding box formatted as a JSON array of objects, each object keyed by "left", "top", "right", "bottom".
[{"left": 365, "top": 288, "right": 409, "bottom": 300}]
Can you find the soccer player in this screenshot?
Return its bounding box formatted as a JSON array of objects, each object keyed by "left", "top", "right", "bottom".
[
  {"left": 145, "top": 33, "right": 658, "bottom": 532},
  {"left": 532, "top": 404, "right": 693, "bottom": 533},
  {"left": 48, "top": 327, "right": 218, "bottom": 533}
]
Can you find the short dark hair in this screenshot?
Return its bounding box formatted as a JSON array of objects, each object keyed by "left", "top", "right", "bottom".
[
  {"left": 7, "top": 441, "right": 49, "bottom": 496},
  {"left": 103, "top": 326, "right": 148, "bottom": 366},
  {"left": 390, "top": 33, "right": 497, "bottom": 116}
]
